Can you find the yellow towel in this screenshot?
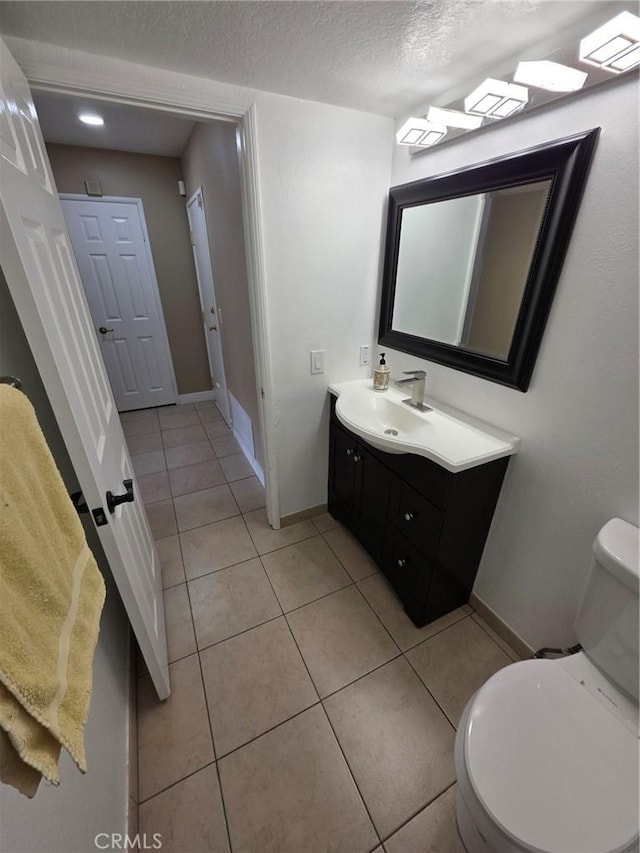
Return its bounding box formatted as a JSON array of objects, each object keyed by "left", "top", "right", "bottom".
[{"left": 0, "top": 385, "right": 105, "bottom": 797}]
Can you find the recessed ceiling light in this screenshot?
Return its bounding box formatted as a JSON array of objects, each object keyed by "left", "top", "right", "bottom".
[
  {"left": 427, "top": 106, "right": 483, "bottom": 130},
  {"left": 514, "top": 60, "right": 587, "bottom": 92},
  {"left": 396, "top": 118, "right": 447, "bottom": 147},
  {"left": 579, "top": 11, "right": 640, "bottom": 74},
  {"left": 464, "top": 79, "right": 528, "bottom": 118},
  {"left": 79, "top": 113, "right": 104, "bottom": 126}
]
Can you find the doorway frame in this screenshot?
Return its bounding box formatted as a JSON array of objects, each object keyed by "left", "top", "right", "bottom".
[
  {"left": 60, "top": 192, "right": 179, "bottom": 410},
  {"left": 16, "top": 45, "right": 281, "bottom": 527}
]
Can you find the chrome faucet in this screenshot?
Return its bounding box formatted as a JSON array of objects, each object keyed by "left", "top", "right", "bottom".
[{"left": 396, "top": 370, "right": 431, "bottom": 411}]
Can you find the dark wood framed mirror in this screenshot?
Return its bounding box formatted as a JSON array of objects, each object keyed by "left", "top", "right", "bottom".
[{"left": 378, "top": 128, "right": 600, "bottom": 391}]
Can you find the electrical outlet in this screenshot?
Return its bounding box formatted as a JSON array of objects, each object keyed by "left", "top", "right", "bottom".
[
  {"left": 310, "top": 349, "right": 325, "bottom": 374},
  {"left": 359, "top": 345, "right": 371, "bottom": 366}
]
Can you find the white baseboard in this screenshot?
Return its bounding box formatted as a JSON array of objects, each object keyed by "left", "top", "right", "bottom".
[
  {"left": 229, "top": 391, "right": 264, "bottom": 486},
  {"left": 178, "top": 390, "right": 215, "bottom": 405}
]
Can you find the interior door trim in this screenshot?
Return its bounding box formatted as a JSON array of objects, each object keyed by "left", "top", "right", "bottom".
[{"left": 15, "top": 40, "right": 281, "bottom": 527}]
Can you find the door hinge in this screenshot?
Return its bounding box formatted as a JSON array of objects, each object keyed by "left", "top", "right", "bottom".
[
  {"left": 201, "top": 310, "right": 205, "bottom": 323},
  {"left": 197, "top": 192, "right": 203, "bottom": 208},
  {"left": 261, "top": 387, "right": 265, "bottom": 399},
  {"left": 190, "top": 231, "right": 196, "bottom": 246}
]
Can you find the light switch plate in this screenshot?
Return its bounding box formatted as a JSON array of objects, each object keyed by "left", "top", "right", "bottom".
[
  {"left": 310, "top": 349, "right": 325, "bottom": 374},
  {"left": 359, "top": 345, "right": 371, "bottom": 366}
]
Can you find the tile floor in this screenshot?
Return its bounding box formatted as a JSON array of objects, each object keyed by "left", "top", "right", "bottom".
[{"left": 125, "top": 401, "right": 522, "bottom": 853}]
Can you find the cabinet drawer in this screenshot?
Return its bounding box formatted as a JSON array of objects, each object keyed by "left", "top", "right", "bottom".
[
  {"left": 390, "top": 453, "right": 451, "bottom": 509},
  {"left": 382, "top": 526, "right": 433, "bottom": 624},
  {"left": 389, "top": 479, "right": 443, "bottom": 559}
]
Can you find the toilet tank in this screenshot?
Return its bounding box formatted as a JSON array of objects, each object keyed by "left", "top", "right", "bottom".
[{"left": 574, "top": 518, "right": 639, "bottom": 701}]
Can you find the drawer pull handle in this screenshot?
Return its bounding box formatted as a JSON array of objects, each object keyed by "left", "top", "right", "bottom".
[
  {"left": 353, "top": 455, "right": 360, "bottom": 463},
  {"left": 346, "top": 449, "right": 353, "bottom": 456},
  {"left": 397, "top": 558, "right": 407, "bottom": 568},
  {"left": 404, "top": 512, "right": 414, "bottom": 522}
]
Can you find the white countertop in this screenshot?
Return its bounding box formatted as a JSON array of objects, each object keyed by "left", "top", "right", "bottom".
[{"left": 329, "top": 379, "right": 519, "bottom": 473}]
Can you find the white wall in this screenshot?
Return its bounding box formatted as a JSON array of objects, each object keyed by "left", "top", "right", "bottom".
[
  {"left": 0, "top": 269, "right": 130, "bottom": 851},
  {"left": 256, "top": 92, "right": 394, "bottom": 514},
  {"left": 388, "top": 76, "right": 639, "bottom": 649}
]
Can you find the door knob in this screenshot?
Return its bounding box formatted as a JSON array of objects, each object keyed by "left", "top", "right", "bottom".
[
  {"left": 397, "top": 558, "right": 407, "bottom": 568},
  {"left": 404, "top": 512, "right": 414, "bottom": 522},
  {"left": 99, "top": 326, "right": 114, "bottom": 334},
  {"left": 106, "top": 479, "right": 134, "bottom": 514}
]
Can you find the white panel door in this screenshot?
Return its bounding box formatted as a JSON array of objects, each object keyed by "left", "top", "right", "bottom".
[
  {"left": 186, "top": 188, "right": 231, "bottom": 424},
  {"left": 61, "top": 197, "right": 177, "bottom": 412},
  {"left": 0, "top": 38, "right": 170, "bottom": 699}
]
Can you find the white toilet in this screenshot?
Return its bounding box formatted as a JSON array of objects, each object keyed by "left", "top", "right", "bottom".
[{"left": 454, "top": 518, "right": 640, "bottom": 853}]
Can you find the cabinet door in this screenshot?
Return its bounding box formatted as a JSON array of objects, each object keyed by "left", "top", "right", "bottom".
[
  {"left": 354, "top": 444, "right": 392, "bottom": 564},
  {"left": 328, "top": 424, "right": 358, "bottom": 528},
  {"left": 382, "top": 526, "right": 434, "bottom": 626}
]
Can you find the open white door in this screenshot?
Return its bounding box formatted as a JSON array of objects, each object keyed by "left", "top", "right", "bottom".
[
  {"left": 0, "top": 38, "right": 170, "bottom": 699},
  {"left": 186, "top": 188, "right": 231, "bottom": 424}
]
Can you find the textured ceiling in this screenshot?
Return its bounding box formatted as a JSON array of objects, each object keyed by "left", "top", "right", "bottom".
[
  {"left": 0, "top": 1, "right": 623, "bottom": 118},
  {"left": 33, "top": 91, "right": 199, "bottom": 157}
]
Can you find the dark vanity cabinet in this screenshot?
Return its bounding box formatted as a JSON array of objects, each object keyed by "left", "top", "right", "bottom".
[{"left": 328, "top": 395, "right": 509, "bottom": 627}]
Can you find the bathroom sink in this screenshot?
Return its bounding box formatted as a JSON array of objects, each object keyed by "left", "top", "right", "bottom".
[{"left": 329, "top": 379, "right": 519, "bottom": 472}]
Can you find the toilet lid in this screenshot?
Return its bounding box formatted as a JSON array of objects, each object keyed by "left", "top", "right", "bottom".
[{"left": 465, "top": 660, "right": 639, "bottom": 853}]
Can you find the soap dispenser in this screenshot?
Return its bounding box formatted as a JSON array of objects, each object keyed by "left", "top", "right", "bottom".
[{"left": 373, "top": 353, "right": 390, "bottom": 392}]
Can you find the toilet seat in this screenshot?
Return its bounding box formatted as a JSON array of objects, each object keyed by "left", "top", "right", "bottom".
[{"left": 462, "top": 659, "right": 639, "bottom": 853}]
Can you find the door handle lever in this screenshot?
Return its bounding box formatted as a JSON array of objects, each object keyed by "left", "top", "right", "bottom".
[
  {"left": 106, "top": 479, "right": 134, "bottom": 514},
  {"left": 99, "top": 326, "right": 114, "bottom": 334}
]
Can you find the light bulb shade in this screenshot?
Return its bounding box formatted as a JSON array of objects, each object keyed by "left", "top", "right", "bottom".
[
  {"left": 514, "top": 60, "right": 587, "bottom": 92},
  {"left": 464, "top": 79, "right": 528, "bottom": 118},
  {"left": 579, "top": 11, "right": 640, "bottom": 74},
  {"left": 426, "top": 106, "right": 483, "bottom": 129},
  {"left": 396, "top": 118, "right": 447, "bottom": 147}
]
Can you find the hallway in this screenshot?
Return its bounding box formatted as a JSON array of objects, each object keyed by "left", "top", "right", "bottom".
[{"left": 126, "top": 401, "right": 521, "bottom": 853}]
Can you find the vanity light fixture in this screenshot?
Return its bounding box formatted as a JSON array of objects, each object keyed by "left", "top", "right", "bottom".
[
  {"left": 580, "top": 10, "right": 640, "bottom": 73},
  {"left": 396, "top": 117, "right": 447, "bottom": 147},
  {"left": 464, "top": 78, "right": 528, "bottom": 118},
  {"left": 427, "top": 106, "right": 483, "bottom": 130},
  {"left": 78, "top": 113, "right": 104, "bottom": 126},
  {"left": 514, "top": 60, "right": 587, "bottom": 92}
]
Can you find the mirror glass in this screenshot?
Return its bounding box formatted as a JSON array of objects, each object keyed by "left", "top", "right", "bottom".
[
  {"left": 392, "top": 180, "right": 551, "bottom": 360},
  {"left": 379, "top": 129, "right": 600, "bottom": 391}
]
